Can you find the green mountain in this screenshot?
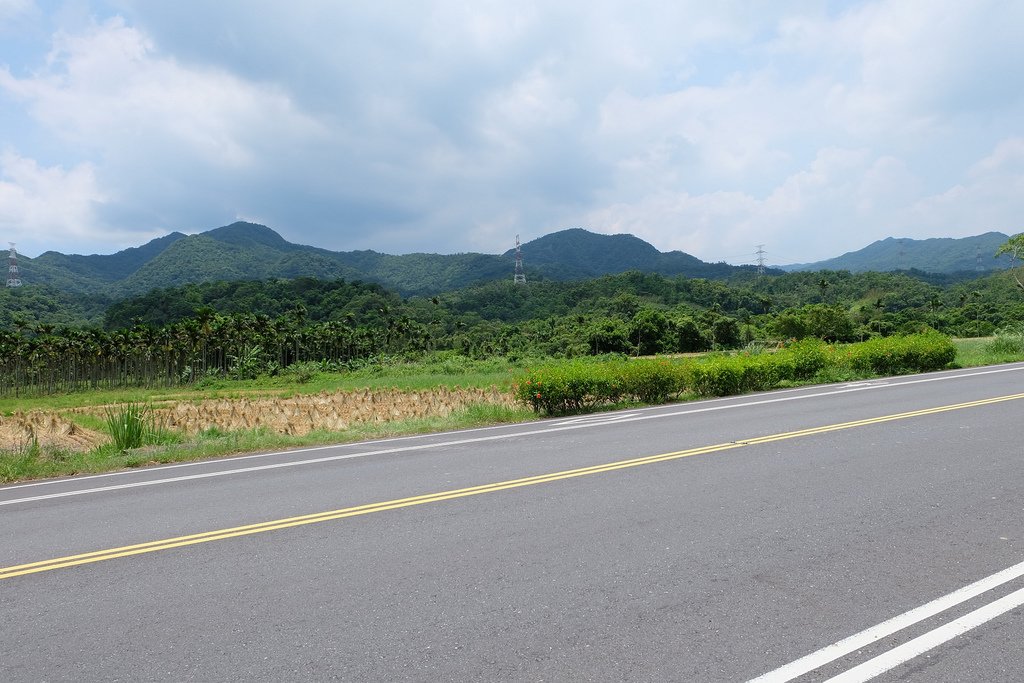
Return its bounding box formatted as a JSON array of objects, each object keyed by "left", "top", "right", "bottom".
[
  {"left": 13, "top": 222, "right": 756, "bottom": 300},
  {"left": 508, "top": 228, "right": 740, "bottom": 279},
  {"left": 784, "top": 232, "right": 1013, "bottom": 273},
  {"left": 16, "top": 232, "right": 186, "bottom": 294}
]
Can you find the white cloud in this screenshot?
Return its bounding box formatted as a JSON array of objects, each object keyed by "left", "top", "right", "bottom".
[
  {"left": 0, "top": 1, "right": 1021, "bottom": 263},
  {"left": 0, "top": 151, "right": 110, "bottom": 255},
  {"left": 0, "top": 17, "right": 326, "bottom": 169},
  {"left": 0, "top": 0, "right": 32, "bottom": 24},
  {"left": 903, "top": 138, "right": 1024, "bottom": 236},
  {"left": 585, "top": 147, "right": 881, "bottom": 263},
  {"left": 968, "top": 137, "right": 1024, "bottom": 179}
]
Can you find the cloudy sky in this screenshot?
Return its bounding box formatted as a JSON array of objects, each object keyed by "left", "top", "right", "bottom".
[{"left": 1, "top": 1, "right": 1021, "bottom": 265}]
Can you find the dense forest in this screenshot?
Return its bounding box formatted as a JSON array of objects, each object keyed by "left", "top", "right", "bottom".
[
  {"left": 2, "top": 261, "right": 1023, "bottom": 397},
  {"left": 15, "top": 222, "right": 763, "bottom": 299}
]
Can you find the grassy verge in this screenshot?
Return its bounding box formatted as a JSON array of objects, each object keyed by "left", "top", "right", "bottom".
[
  {"left": 0, "top": 402, "right": 535, "bottom": 483},
  {"left": 951, "top": 337, "right": 1023, "bottom": 367}
]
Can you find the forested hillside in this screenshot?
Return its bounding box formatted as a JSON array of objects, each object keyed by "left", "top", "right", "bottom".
[
  {"left": 5, "top": 220, "right": 1023, "bottom": 398},
  {"left": 786, "top": 232, "right": 1012, "bottom": 273},
  {"left": 501, "top": 228, "right": 744, "bottom": 279},
  {"left": 0, "top": 284, "right": 112, "bottom": 330},
  {"left": 12, "top": 222, "right": 757, "bottom": 299},
  {"left": 5, "top": 261, "right": 1024, "bottom": 397}
]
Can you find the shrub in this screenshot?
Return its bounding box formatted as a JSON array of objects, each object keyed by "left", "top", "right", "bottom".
[
  {"left": 513, "top": 357, "right": 688, "bottom": 415},
  {"left": 686, "top": 356, "right": 743, "bottom": 397},
  {"left": 514, "top": 333, "right": 957, "bottom": 414},
  {"left": 513, "top": 359, "right": 620, "bottom": 415},
  {"left": 776, "top": 338, "right": 829, "bottom": 380},
  {"left": 843, "top": 332, "right": 955, "bottom": 376},
  {"left": 618, "top": 359, "right": 688, "bottom": 403},
  {"left": 686, "top": 354, "right": 787, "bottom": 397},
  {"left": 283, "top": 361, "right": 321, "bottom": 384}
]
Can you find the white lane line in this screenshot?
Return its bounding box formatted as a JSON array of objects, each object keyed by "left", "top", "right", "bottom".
[
  {"left": 748, "top": 559, "right": 1024, "bottom": 682},
  {"left": 0, "top": 418, "right": 533, "bottom": 492},
  {"left": 554, "top": 413, "right": 641, "bottom": 425},
  {"left": 2, "top": 363, "right": 1022, "bottom": 504},
  {"left": 0, "top": 428, "right": 576, "bottom": 506},
  {"left": 824, "top": 585, "right": 1024, "bottom": 682}
]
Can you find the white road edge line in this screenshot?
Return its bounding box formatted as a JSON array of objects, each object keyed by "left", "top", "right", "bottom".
[
  {"left": 824, "top": 584, "right": 1024, "bottom": 682},
  {"left": 2, "top": 364, "right": 1022, "bottom": 505},
  {"left": 748, "top": 559, "right": 1024, "bottom": 682}
]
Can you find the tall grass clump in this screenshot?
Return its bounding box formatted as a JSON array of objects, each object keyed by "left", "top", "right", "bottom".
[
  {"left": 0, "top": 439, "right": 42, "bottom": 482},
  {"left": 983, "top": 324, "right": 1024, "bottom": 359},
  {"left": 104, "top": 402, "right": 174, "bottom": 451}
]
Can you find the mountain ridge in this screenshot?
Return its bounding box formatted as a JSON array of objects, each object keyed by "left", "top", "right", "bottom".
[
  {"left": 11, "top": 222, "right": 1014, "bottom": 300},
  {"left": 14, "top": 222, "right": 759, "bottom": 299},
  {"left": 784, "top": 232, "right": 1012, "bottom": 273}
]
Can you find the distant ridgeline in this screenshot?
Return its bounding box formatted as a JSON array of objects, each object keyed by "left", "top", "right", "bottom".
[
  {"left": 11, "top": 222, "right": 762, "bottom": 299},
  {"left": 5, "top": 222, "right": 1015, "bottom": 318},
  {"left": 783, "top": 232, "right": 1013, "bottom": 274}
]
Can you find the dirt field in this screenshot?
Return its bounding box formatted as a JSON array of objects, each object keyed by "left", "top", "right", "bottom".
[{"left": 1, "top": 387, "right": 518, "bottom": 452}]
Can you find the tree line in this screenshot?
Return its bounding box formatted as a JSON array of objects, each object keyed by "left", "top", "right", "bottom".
[{"left": 2, "top": 265, "right": 1023, "bottom": 397}]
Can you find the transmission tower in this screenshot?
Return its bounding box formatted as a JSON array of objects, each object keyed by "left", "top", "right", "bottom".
[
  {"left": 513, "top": 234, "right": 526, "bottom": 284},
  {"left": 755, "top": 244, "right": 767, "bottom": 275},
  {"left": 7, "top": 243, "right": 22, "bottom": 287}
]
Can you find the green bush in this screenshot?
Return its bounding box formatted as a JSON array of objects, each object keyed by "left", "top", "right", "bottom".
[
  {"left": 515, "top": 333, "right": 958, "bottom": 415},
  {"left": 618, "top": 358, "right": 687, "bottom": 403},
  {"left": 686, "top": 353, "right": 789, "bottom": 398},
  {"left": 740, "top": 354, "right": 788, "bottom": 391},
  {"left": 513, "top": 360, "right": 613, "bottom": 415},
  {"left": 282, "top": 361, "right": 321, "bottom": 384},
  {"left": 776, "top": 338, "right": 829, "bottom": 379},
  {"left": 513, "top": 357, "right": 687, "bottom": 415},
  {"left": 844, "top": 332, "right": 955, "bottom": 376},
  {"left": 686, "top": 356, "right": 743, "bottom": 397}
]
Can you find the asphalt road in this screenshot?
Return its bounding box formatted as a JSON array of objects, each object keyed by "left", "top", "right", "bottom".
[{"left": 2, "top": 363, "right": 1023, "bottom": 681}]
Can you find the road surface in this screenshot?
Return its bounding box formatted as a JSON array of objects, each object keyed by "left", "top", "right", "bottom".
[{"left": 2, "top": 363, "right": 1023, "bottom": 681}]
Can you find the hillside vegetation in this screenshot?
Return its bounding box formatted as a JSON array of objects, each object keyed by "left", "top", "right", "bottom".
[
  {"left": 4, "top": 258, "right": 1024, "bottom": 400},
  {"left": 786, "top": 232, "right": 1012, "bottom": 273},
  {"left": 12, "top": 222, "right": 758, "bottom": 299}
]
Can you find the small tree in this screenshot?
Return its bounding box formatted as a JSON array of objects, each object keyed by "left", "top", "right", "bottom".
[
  {"left": 996, "top": 233, "right": 1024, "bottom": 292},
  {"left": 629, "top": 308, "right": 671, "bottom": 356}
]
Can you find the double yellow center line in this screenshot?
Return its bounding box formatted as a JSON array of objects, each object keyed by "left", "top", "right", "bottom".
[{"left": 3, "top": 392, "right": 1022, "bottom": 580}]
